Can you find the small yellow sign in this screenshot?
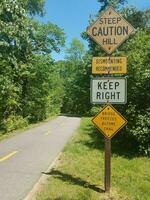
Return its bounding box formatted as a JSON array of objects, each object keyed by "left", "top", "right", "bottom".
[
  {"left": 92, "top": 57, "right": 127, "bottom": 74},
  {"left": 92, "top": 104, "right": 127, "bottom": 139}
]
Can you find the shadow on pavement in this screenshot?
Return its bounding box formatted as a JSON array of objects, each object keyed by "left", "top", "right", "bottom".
[{"left": 42, "top": 169, "right": 104, "bottom": 193}]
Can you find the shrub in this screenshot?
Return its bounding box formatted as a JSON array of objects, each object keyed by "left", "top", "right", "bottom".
[
  {"left": 89, "top": 106, "right": 102, "bottom": 116},
  {"left": 130, "top": 110, "right": 150, "bottom": 156},
  {"left": 3, "top": 115, "right": 28, "bottom": 132}
]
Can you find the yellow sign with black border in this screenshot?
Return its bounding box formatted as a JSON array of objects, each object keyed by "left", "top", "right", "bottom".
[
  {"left": 92, "top": 104, "right": 127, "bottom": 139},
  {"left": 92, "top": 57, "right": 127, "bottom": 74}
]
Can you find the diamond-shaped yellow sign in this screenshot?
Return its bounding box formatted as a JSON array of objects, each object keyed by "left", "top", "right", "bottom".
[
  {"left": 92, "top": 104, "right": 127, "bottom": 139},
  {"left": 87, "top": 6, "right": 135, "bottom": 54}
]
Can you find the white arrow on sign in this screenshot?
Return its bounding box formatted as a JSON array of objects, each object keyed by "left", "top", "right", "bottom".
[{"left": 91, "top": 77, "right": 127, "bottom": 104}]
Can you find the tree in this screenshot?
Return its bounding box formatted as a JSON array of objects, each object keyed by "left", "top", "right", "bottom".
[
  {"left": 25, "top": 0, "right": 45, "bottom": 16},
  {"left": 121, "top": 7, "right": 150, "bottom": 29},
  {"left": 0, "top": 0, "right": 65, "bottom": 131},
  {"left": 98, "top": 0, "right": 127, "bottom": 12},
  {"left": 22, "top": 55, "right": 65, "bottom": 121},
  {"left": 65, "top": 38, "right": 85, "bottom": 61},
  {"left": 120, "top": 29, "right": 150, "bottom": 155},
  {"left": 59, "top": 39, "right": 90, "bottom": 115},
  {"left": 0, "top": 0, "right": 34, "bottom": 126},
  {"left": 32, "top": 21, "right": 65, "bottom": 54}
]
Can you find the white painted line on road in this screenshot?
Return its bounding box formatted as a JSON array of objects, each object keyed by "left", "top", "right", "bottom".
[{"left": 0, "top": 151, "right": 18, "bottom": 162}]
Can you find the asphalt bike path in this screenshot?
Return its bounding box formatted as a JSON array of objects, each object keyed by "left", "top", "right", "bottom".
[{"left": 0, "top": 116, "right": 81, "bottom": 200}]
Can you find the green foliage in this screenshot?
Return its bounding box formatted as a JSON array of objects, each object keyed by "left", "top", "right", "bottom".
[
  {"left": 0, "top": 0, "right": 65, "bottom": 132},
  {"left": 89, "top": 106, "right": 101, "bottom": 116},
  {"left": 121, "top": 7, "right": 150, "bottom": 28},
  {"left": 65, "top": 38, "right": 85, "bottom": 61},
  {"left": 129, "top": 110, "right": 150, "bottom": 156},
  {"left": 32, "top": 21, "right": 65, "bottom": 54},
  {"left": 120, "top": 30, "right": 150, "bottom": 155},
  {"left": 0, "top": 0, "right": 33, "bottom": 127},
  {"left": 98, "top": 0, "right": 127, "bottom": 12},
  {"left": 3, "top": 115, "right": 28, "bottom": 132},
  {"left": 60, "top": 39, "right": 91, "bottom": 115},
  {"left": 22, "top": 55, "right": 65, "bottom": 122},
  {"left": 25, "top": 0, "right": 45, "bottom": 16}
]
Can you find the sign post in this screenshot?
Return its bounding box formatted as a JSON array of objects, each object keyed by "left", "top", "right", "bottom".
[
  {"left": 105, "top": 138, "right": 111, "bottom": 192},
  {"left": 92, "top": 103, "right": 127, "bottom": 193},
  {"left": 86, "top": 5, "right": 134, "bottom": 193}
]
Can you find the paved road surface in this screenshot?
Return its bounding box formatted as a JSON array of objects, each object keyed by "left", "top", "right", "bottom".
[{"left": 0, "top": 116, "right": 81, "bottom": 200}]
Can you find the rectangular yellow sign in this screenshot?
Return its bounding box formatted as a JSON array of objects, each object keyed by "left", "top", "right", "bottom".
[{"left": 92, "top": 57, "right": 127, "bottom": 74}]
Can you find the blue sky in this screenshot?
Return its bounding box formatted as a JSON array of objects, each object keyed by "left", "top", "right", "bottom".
[{"left": 38, "top": 0, "right": 150, "bottom": 60}]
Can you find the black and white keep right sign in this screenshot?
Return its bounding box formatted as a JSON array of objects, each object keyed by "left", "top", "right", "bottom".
[{"left": 91, "top": 77, "right": 127, "bottom": 104}]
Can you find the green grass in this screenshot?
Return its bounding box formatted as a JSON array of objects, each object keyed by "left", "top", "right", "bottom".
[{"left": 36, "top": 118, "right": 150, "bottom": 200}]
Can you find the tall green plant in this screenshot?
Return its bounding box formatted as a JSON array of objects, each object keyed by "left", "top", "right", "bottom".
[{"left": 0, "top": 0, "right": 65, "bottom": 131}]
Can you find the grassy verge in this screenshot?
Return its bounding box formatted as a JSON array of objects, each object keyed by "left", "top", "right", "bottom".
[{"left": 36, "top": 118, "right": 150, "bottom": 200}]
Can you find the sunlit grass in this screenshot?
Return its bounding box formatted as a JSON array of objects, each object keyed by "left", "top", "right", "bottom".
[{"left": 36, "top": 118, "right": 150, "bottom": 200}]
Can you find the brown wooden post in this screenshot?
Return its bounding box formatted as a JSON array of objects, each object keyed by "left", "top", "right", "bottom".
[{"left": 105, "top": 137, "right": 111, "bottom": 192}]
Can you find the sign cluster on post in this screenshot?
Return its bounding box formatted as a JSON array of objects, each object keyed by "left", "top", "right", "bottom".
[{"left": 86, "top": 6, "right": 135, "bottom": 193}]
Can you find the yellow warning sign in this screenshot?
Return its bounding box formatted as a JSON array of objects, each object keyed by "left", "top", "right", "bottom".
[
  {"left": 87, "top": 6, "right": 135, "bottom": 54},
  {"left": 92, "top": 104, "right": 127, "bottom": 139},
  {"left": 92, "top": 57, "right": 127, "bottom": 74}
]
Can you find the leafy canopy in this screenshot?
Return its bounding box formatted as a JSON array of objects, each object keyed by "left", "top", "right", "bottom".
[
  {"left": 65, "top": 38, "right": 85, "bottom": 62},
  {"left": 98, "top": 0, "right": 127, "bottom": 11}
]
